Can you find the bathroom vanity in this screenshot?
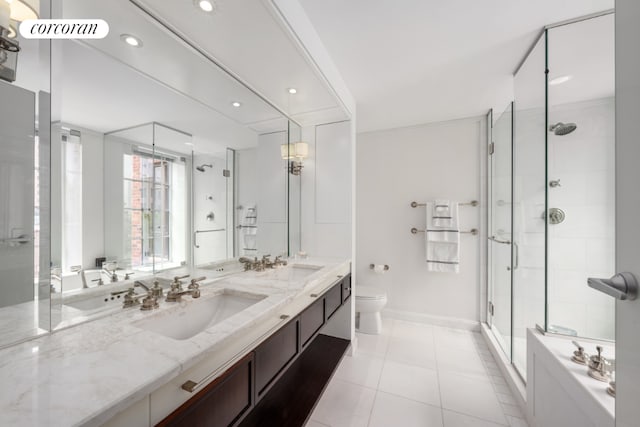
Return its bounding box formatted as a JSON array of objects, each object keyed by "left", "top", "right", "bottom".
[{"left": 0, "top": 259, "right": 353, "bottom": 427}]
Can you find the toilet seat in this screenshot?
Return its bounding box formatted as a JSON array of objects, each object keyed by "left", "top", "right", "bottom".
[{"left": 356, "top": 286, "right": 387, "bottom": 300}]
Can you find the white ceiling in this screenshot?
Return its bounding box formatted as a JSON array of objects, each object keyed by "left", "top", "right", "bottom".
[
  {"left": 14, "top": 0, "right": 351, "bottom": 155},
  {"left": 299, "top": 0, "right": 614, "bottom": 133}
]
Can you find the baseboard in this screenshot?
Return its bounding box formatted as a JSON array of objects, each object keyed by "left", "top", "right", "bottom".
[
  {"left": 480, "top": 323, "right": 527, "bottom": 414},
  {"left": 382, "top": 308, "right": 480, "bottom": 331}
]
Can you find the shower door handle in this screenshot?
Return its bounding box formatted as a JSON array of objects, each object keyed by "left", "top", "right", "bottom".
[
  {"left": 588, "top": 272, "right": 638, "bottom": 301},
  {"left": 489, "top": 236, "right": 511, "bottom": 244},
  {"left": 513, "top": 242, "right": 519, "bottom": 270}
]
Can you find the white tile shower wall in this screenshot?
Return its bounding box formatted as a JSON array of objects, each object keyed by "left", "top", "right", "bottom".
[
  {"left": 193, "top": 154, "right": 227, "bottom": 265},
  {"left": 547, "top": 97, "right": 615, "bottom": 340},
  {"left": 300, "top": 121, "right": 352, "bottom": 258},
  {"left": 356, "top": 116, "right": 485, "bottom": 323}
]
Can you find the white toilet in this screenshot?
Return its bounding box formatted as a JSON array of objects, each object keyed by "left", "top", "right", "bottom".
[{"left": 355, "top": 286, "right": 388, "bottom": 335}]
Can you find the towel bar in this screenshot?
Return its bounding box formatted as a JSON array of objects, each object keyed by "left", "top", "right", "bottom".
[
  {"left": 411, "top": 227, "right": 478, "bottom": 236},
  {"left": 411, "top": 200, "right": 478, "bottom": 208}
]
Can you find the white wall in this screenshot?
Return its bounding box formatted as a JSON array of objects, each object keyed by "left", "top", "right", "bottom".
[
  {"left": 547, "top": 97, "right": 615, "bottom": 340},
  {"left": 300, "top": 121, "right": 352, "bottom": 258},
  {"left": 356, "top": 116, "right": 485, "bottom": 324},
  {"left": 235, "top": 131, "right": 288, "bottom": 258}
]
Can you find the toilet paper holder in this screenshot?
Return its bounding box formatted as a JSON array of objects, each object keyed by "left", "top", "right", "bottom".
[{"left": 369, "top": 264, "right": 390, "bottom": 271}]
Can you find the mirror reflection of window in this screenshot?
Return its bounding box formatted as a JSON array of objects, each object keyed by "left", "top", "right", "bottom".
[
  {"left": 61, "top": 130, "right": 82, "bottom": 274},
  {"left": 123, "top": 150, "right": 186, "bottom": 270}
]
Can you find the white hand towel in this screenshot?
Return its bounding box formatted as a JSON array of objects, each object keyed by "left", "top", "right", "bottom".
[
  {"left": 432, "top": 199, "right": 453, "bottom": 227},
  {"left": 425, "top": 202, "right": 460, "bottom": 273}
]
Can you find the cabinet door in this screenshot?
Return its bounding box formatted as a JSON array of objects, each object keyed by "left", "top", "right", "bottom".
[
  {"left": 342, "top": 274, "right": 351, "bottom": 302},
  {"left": 158, "top": 353, "right": 254, "bottom": 427},
  {"left": 300, "top": 297, "right": 325, "bottom": 349},
  {"left": 325, "top": 281, "right": 342, "bottom": 320},
  {"left": 255, "top": 319, "right": 299, "bottom": 398}
]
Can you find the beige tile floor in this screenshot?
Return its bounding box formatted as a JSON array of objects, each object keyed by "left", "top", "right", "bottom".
[{"left": 307, "top": 319, "right": 528, "bottom": 427}]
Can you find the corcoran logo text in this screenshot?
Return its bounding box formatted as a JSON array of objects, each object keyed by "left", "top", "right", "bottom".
[{"left": 19, "top": 19, "right": 109, "bottom": 39}]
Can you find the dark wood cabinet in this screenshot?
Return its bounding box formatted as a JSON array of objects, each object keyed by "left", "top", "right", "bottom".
[
  {"left": 157, "top": 272, "right": 351, "bottom": 427},
  {"left": 325, "top": 279, "right": 342, "bottom": 320},
  {"left": 342, "top": 274, "right": 351, "bottom": 302},
  {"left": 254, "top": 318, "right": 299, "bottom": 398},
  {"left": 157, "top": 353, "right": 254, "bottom": 427},
  {"left": 300, "top": 297, "right": 325, "bottom": 348}
]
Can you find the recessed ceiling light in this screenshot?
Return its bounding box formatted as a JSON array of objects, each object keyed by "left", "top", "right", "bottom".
[
  {"left": 195, "top": 0, "right": 215, "bottom": 12},
  {"left": 288, "top": 88, "right": 297, "bottom": 94},
  {"left": 232, "top": 101, "right": 241, "bottom": 108},
  {"left": 549, "top": 75, "right": 572, "bottom": 86},
  {"left": 120, "top": 34, "right": 143, "bottom": 48},
  {"left": 184, "top": 142, "right": 194, "bottom": 146}
]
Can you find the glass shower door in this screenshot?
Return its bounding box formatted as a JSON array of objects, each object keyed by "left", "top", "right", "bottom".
[
  {"left": 512, "top": 34, "right": 547, "bottom": 377},
  {"left": 489, "top": 103, "right": 513, "bottom": 358}
]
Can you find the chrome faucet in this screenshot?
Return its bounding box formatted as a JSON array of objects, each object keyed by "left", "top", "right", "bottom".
[
  {"left": 112, "top": 285, "right": 159, "bottom": 310},
  {"left": 239, "top": 257, "right": 254, "bottom": 271},
  {"left": 134, "top": 280, "right": 150, "bottom": 292},
  {"left": 102, "top": 266, "right": 119, "bottom": 283},
  {"left": 166, "top": 275, "right": 203, "bottom": 302},
  {"left": 273, "top": 255, "right": 288, "bottom": 268},
  {"left": 70, "top": 265, "right": 89, "bottom": 289},
  {"left": 239, "top": 255, "right": 285, "bottom": 271}
]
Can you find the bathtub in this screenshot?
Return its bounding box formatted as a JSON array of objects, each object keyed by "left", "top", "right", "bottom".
[{"left": 526, "top": 329, "right": 614, "bottom": 427}]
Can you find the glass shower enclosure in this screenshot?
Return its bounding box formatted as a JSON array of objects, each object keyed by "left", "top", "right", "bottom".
[{"left": 487, "top": 11, "right": 615, "bottom": 379}]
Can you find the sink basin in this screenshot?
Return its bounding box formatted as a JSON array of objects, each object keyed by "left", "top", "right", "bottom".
[
  {"left": 132, "top": 291, "right": 266, "bottom": 340},
  {"left": 259, "top": 264, "right": 322, "bottom": 281}
]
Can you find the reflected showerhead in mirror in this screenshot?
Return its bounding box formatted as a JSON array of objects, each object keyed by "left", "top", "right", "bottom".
[
  {"left": 196, "top": 164, "right": 213, "bottom": 172},
  {"left": 549, "top": 122, "right": 577, "bottom": 136}
]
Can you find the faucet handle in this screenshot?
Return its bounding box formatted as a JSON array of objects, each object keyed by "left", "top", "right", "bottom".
[
  {"left": 140, "top": 294, "right": 159, "bottom": 311},
  {"left": 124, "top": 272, "right": 134, "bottom": 280},
  {"left": 174, "top": 274, "right": 190, "bottom": 281},
  {"left": 190, "top": 277, "right": 206, "bottom": 287}
]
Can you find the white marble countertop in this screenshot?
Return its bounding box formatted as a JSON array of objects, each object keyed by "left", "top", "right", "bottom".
[{"left": 0, "top": 257, "right": 350, "bottom": 427}]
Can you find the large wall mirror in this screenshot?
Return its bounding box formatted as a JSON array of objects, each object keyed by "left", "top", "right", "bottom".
[
  {"left": 49, "top": 0, "right": 296, "bottom": 329},
  {"left": 0, "top": 0, "right": 51, "bottom": 348}
]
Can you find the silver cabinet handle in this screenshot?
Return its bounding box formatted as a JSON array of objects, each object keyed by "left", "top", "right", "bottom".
[
  {"left": 588, "top": 272, "right": 638, "bottom": 301},
  {"left": 181, "top": 314, "right": 290, "bottom": 393}
]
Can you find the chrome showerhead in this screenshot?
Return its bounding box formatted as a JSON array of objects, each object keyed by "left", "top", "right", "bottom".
[
  {"left": 549, "top": 122, "right": 577, "bottom": 136},
  {"left": 196, "top": 164, "right": 213, "bottom": 172}
]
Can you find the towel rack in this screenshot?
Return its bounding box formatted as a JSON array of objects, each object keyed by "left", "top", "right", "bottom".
[
  {"left": 410, "top": 200, "right": 478, "bottom": 208},
  {"left": 411, "top": 227, "right": 478, "bottom": 236}
]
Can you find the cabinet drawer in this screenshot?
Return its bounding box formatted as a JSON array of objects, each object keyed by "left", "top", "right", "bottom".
[
  {"left": 342, "top": 274, "right": 351, "bottom": 302},
  {"left": 325, "top": 281, "right": 342, "bottom": 320},
  {"left": 300, "top": 297, "right": 325, "bottom": 348},
  {"left": 255, "top": 319, "right": 299, "bottom": 397},
  {"left": 158, "top": 354, "right": 253, "bottom": 427}
]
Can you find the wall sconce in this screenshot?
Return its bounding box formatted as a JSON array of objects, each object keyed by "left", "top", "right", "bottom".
[
  {"left": 280, "top": 141, "right": 308, "bottom": 175},
  {"left": 0, "top": 0, "right": 39, "bottom": 83}
]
